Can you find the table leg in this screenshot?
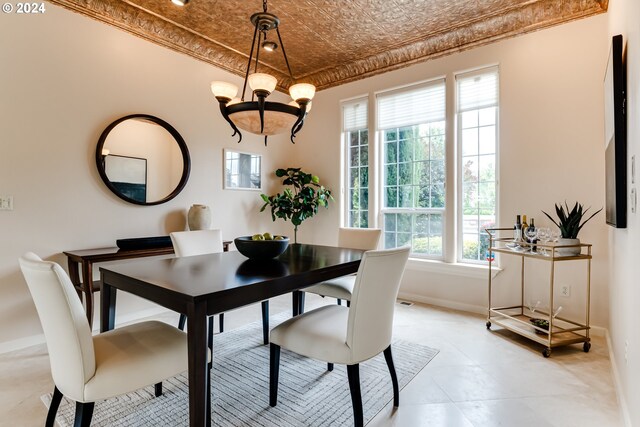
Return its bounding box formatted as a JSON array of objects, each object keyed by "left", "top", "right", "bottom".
[
  {"left": 100, "top": 282, "right": 117, "bottom": 333},
  {"left": 187, "top": 302, "right": 210, "bottom": 427},
  {"left": 81, "top": 261, "right": 94, "bottom": 328},
  {"left": 292, "top": 291, "right": 299, "bottom": 317},
  {"left": 67, "top": 260, "right": 82, "bottom": 301}
]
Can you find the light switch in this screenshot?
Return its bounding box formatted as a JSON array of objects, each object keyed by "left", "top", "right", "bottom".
[
  {"left": 631, "top": 188, "right": 637, "bottom": 214},
  {"left": 0, "top": 196, "right": 13, "bottom": 211}
]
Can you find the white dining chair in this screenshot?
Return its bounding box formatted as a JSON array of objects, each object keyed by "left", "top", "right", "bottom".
[
  {"left": 19, "top": 252, "right": 201, "bottom": 427},
  {"left": 269, "top": 246, "right": 410, "bottom": 427},
  {"left": 294, "top": 227, "right": 381, "bottom": 315},
  {"left": 171, "top": 229, "right": 271, "bottom": 345}
]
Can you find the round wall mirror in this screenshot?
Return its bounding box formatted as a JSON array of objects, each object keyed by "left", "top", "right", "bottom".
[{"left": 96, "top": 114, "right": 190, "bottom": 205}]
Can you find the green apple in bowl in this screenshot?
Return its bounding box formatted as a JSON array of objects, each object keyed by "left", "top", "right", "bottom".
[
  {"left": 263, "top": 232, "right": 273, "bottom": 240},
  {"left": 251, "top": 234, "right": 265, "bottom": 241}
]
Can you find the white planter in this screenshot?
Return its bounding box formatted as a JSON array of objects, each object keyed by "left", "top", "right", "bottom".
[
  {"left": 555, "top": 238, "right": 581, "bottom": 256},
  {"left": 188, "top": 204, "right": 211, "bottom": 230}
]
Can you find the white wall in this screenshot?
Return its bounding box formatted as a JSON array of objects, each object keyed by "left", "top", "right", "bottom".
[
  {"left": 291, "top": 15, "right": 611, "bottom": 328},
  {"left": 606, "top": 0, "right": 640, "bottom": 425},
  {"left": 0, "top": 4, "right": 295, "bottom": 350}
]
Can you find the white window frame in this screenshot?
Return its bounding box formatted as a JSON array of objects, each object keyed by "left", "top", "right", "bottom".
[
  {"left": 376, "top": 78, "right": 447, "bottom": 260},
  {"left": 455, "top": 66, "right": 500, "bottom": 264},
  {"left": 341, "top": 96, "right": 370, "bottom": 228},
  {"left": 338, "top": 66, "right": 500, "bottom": 268}
]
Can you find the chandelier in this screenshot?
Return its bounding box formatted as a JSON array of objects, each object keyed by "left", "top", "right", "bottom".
[{"left": 210, "top": 0, "right": 316, "bottom": 145}]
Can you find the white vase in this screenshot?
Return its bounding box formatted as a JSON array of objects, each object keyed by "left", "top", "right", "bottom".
[
  {"left": 556, "top": 238, "right": 581, "bottom": 256},
  {"left": 188, "top": 204, "right": 211, "bottom": 231}
]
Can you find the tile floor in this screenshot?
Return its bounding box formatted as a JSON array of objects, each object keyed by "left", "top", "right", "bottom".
[{"left": 0, "top": 294, "right": 622, "bottom": 427}]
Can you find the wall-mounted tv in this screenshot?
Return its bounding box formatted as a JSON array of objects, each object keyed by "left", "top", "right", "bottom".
[{"left": 604, "top": 34, "right": 627, "bottom": 228}]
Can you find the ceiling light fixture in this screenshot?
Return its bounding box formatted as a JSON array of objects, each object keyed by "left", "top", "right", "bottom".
[
  {"left": 171, "top": 0, "right": 189, "bottom": 6},
  {"left": 210, "top": 0, "right": 315, "bottom": 145}
]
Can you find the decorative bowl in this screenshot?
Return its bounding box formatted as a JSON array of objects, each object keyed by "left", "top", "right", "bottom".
[
  {"left": 234, "top": 236, "right": 289, "bottom": 260},
  {"left": 530, "top": 318, "right": 549, "bottom": 334}
]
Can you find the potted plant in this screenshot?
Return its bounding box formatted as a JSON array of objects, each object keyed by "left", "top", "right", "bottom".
[
  {"left": 542, "top": 202, "right": 602, "bottom": 255},
  {"left": 260, "top": 168, "right": 333, "bottom": 243}
]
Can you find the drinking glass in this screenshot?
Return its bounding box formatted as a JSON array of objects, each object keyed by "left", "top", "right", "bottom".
[
  {"left": 537, "top": 227, "right": 550, "bottom": 255},
  {"left": 525, "top": 229, "right": 537, "bottom": 252}
]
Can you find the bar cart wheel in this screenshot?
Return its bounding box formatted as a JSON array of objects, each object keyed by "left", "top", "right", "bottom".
[
  {"left": 542, "top": 348, "right": 551, "bottom": 358},
  {"left": 486, "top": 321, "right": 492, "bottom": 329},
  {"left": 583, "top": 342, "right": 591, "bottom": 353}
]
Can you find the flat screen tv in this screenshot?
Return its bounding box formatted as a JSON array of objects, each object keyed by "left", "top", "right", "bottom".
[{"left": 604, "top": 34, "right": 627, "bottom": 228}]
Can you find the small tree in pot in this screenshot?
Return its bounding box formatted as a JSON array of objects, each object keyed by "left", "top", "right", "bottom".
[
  {"left": 260, "top": 168, "right": 333, "bottom": 243},
  {"left": 542, "top": 201, "right": 602, "bottom": 255}
]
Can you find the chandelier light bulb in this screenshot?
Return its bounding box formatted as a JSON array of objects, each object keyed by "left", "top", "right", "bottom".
[
  {"left": 210, "top": 81, "right": 239, "bottom": 101},
  {"left": 289, "top": 83, "right": 316, "bottom": 102},
  {"left": 262, "top": 40, "right": 278, "bottom": 52},
  {"left": 248, "top": 73, "right": 278, "bottom": 94}
]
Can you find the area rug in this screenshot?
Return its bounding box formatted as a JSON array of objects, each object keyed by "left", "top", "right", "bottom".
[{"left": 43, "top": 312, "right": 438, "bottom": 426}]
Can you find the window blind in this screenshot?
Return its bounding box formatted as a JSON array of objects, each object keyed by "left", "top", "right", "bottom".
[
  {"left": 376, "top": 80, "right": 445, "bottom": 130},
  {"left": 457, "top": 67, "right": 498, "bottom": 112},
  {"left": 342, "top": 98, "right": 368, "bottom": 131}
]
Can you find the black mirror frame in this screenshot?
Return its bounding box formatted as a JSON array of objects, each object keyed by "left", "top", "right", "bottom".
[{"left": 96, "top": 114, "right": 191, "bottom": 206}]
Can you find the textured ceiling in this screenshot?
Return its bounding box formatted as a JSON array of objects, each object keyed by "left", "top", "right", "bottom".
[{"left": 49, "top": 0, "right": 608, "bottom": 91}]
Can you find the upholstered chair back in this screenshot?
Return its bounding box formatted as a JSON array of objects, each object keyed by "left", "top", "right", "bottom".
[
  {"left": 19, "top": 253, "right": 96, "bottom": 401},
  {"left": 338, "top": 227, "right": 381, "bottom": 251},
  {"left": 346, "top": 246, "right": 410, "bottom": 362},
  {"left": 170, "top": 229, "right": 223, "bottom": 257}
]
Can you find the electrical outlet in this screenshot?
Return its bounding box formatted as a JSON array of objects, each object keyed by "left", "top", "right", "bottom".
[
  {"left": 560, "top": 285, "right": 571, "bottom": 297},
  {"left": 0, "top": 196, "right": 13, "bottom": 211}
]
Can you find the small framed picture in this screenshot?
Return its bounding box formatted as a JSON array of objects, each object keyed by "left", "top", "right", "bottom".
[{"left": 223, "top": 149, "right": 262, "bottom": 190}]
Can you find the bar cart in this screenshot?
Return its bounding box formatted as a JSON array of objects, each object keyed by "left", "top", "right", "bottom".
[{"left": 485, "top": 227, "right": 592, "bottom": 358}]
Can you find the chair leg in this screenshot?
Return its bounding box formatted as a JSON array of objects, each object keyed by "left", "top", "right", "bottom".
[
  {"left": 337, "top": 298, "right": 342, "bottom": 306},
  {"left": 218, "top": 313, "right": 224, "bottom": 333},
  {"left": 383, "top": 346, "right": 400, "bottom": 407},
  {"left": 178, "top": 313, "right": 187, "bottom": 331},
  {"left": 73, "top": 401, "right": 95, "bottom": 427},
  {"left": 346, "top": 300, "right": 351, "bottom": 308},
  {"left": 327, "top": 363, "right": 334, "bottom": 372},
  {"left": 46, "top": 386, "right": 63, "bottom": 427},
  {"left": 154, "top": 382, "right": 163, "bottom": 397},
  {"left": 269, "top": 343, "right": 281, "bottom": 407},
  {"left": 261, "top": 300, "right": 269, "bottom": 345},
  {"left": 347, "top": 364, "right": 364, "bottom": 427}
]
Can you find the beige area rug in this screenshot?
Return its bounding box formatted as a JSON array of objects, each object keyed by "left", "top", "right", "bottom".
[{"left": 43, "top": 312, "right": 438, "bottom": 426}]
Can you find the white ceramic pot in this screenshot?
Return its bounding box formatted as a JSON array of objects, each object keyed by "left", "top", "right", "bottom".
[
  {"left": 555, "top": 238, "right": 581, "bottom": 256},
  {"left": 187, "top": 204, "right": 211, "bottom": 230}
]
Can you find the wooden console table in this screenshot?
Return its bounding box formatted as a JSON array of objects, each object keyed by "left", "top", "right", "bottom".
[{"left": 64, "top": 241, "right": 231, "bottom": 328}]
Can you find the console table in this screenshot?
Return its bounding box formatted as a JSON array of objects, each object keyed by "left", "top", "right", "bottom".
[{"left": 64, "top": 241, "right": 231, "bottom": 328}]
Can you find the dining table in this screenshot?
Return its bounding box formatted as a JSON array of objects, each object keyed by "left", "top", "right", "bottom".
[{"left": 99, "top": 243, "right": 364, "bottom": 427}]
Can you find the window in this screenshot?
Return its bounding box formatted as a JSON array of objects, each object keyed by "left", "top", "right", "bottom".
[
  {"left": 457, "top": 68, "right": 499, "bottom": 262},
  {"left": 377, "top": 80, "right": 446, "bottom": 258},
  {"left": 342, "top": 98, "right": 369, "bottom": 227},
  {"left": 342, "top": 66, "right": 499, "bottom": 265}
]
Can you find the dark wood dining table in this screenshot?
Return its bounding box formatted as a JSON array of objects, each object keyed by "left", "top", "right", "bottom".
[{"left": 99, "top": 243, "right": 364, "bottom": 427}]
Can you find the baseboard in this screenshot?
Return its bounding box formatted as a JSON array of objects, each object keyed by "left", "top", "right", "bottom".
[
  {"left": 606, "top": 330, "right": 632, "bottom": 427},
  {"left": 0, "top": 333, "right": 46, "bottom": 355},
  {"left": 0, "top": 306, "right": 173, "bottom": 355},
  {"left": 397, "top": 291, "right": 486, "bottom": 316}
]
